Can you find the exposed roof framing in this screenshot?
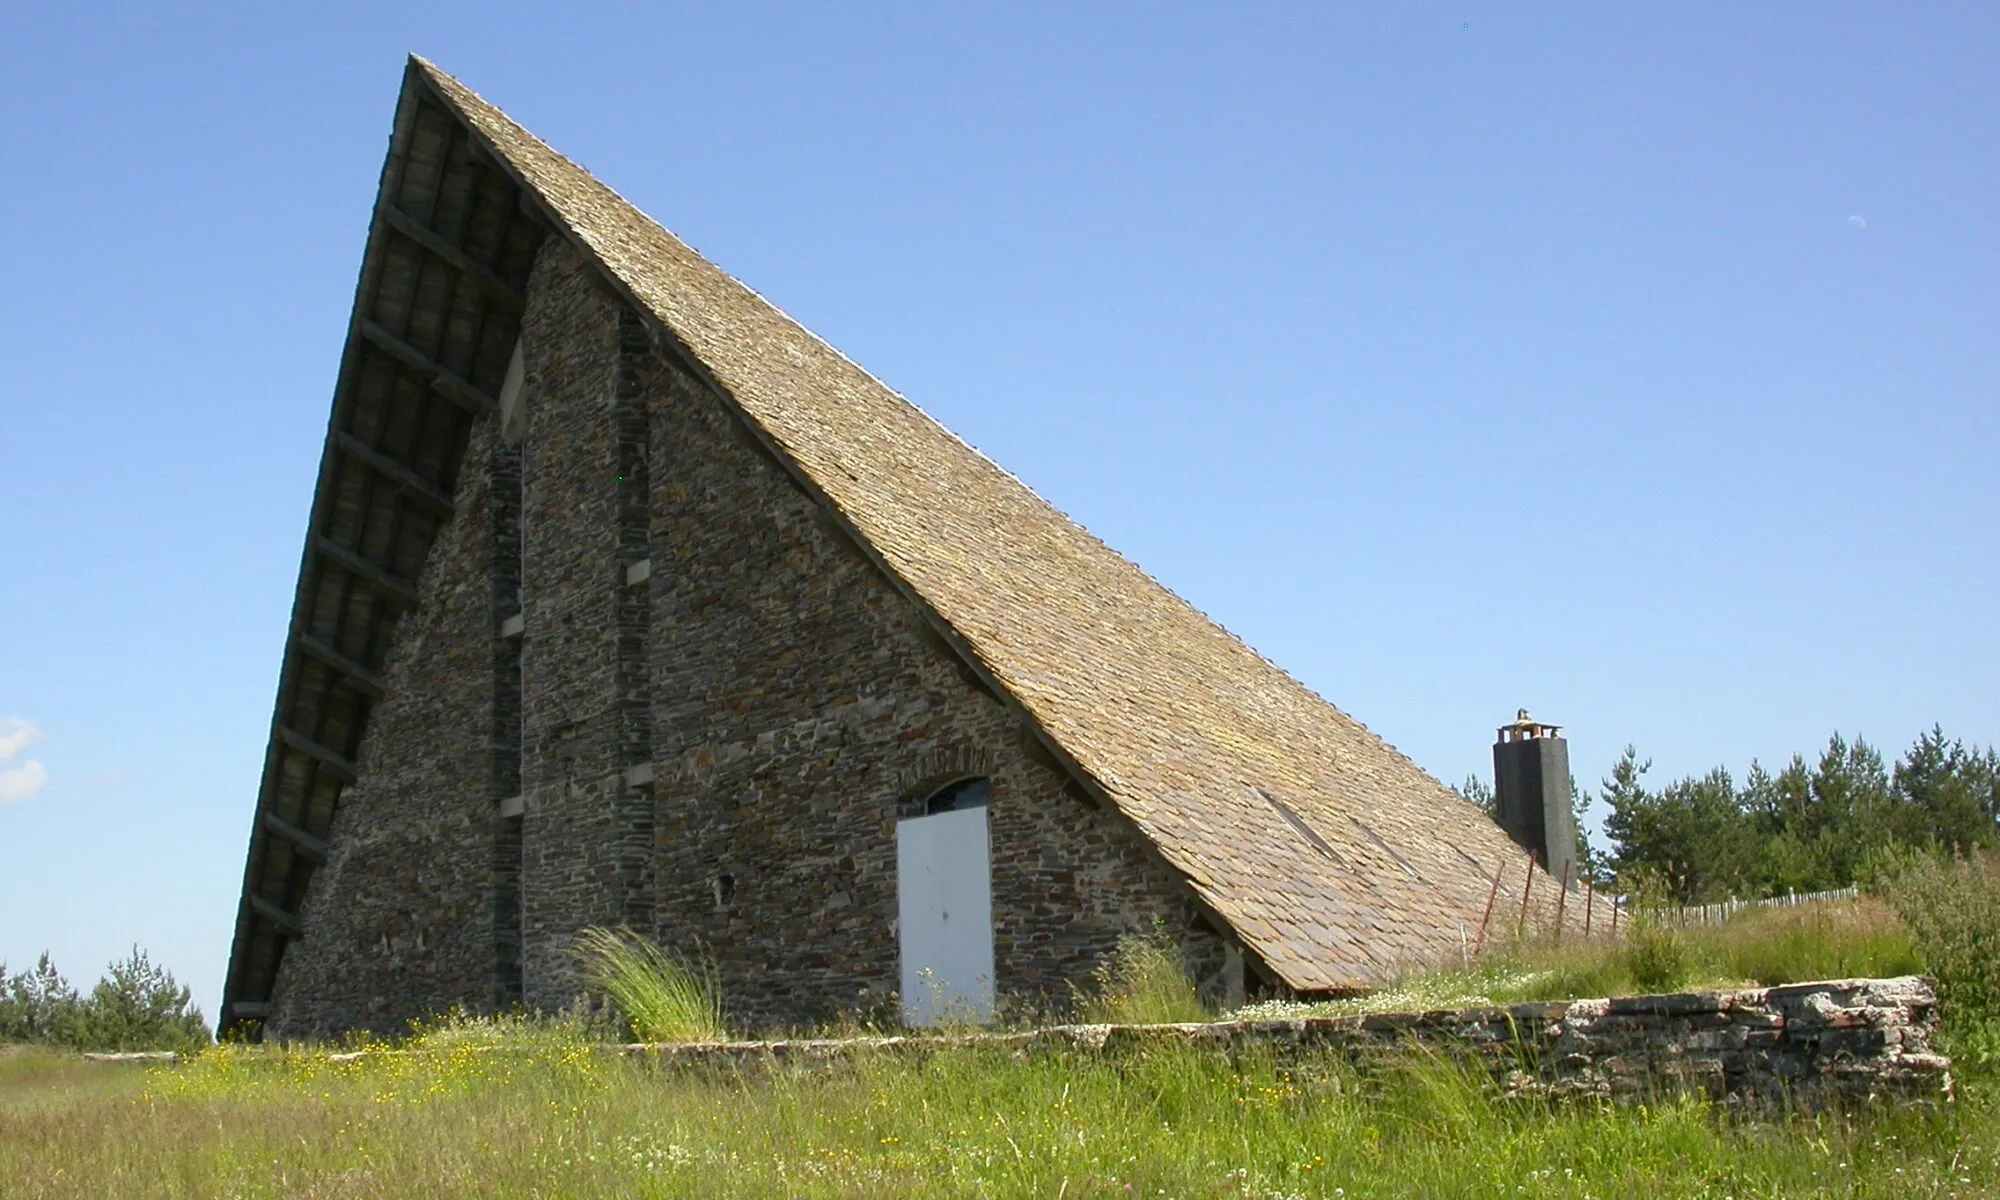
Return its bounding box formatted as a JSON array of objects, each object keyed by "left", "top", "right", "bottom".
[
  {"left": 220, "top": 68, "right": 550, "bottom": 1035},
  {"left": 260, "top": 811, "right": 331, "bottom": 864},
  {"left": 334, "top": 433, "right": 456, "bottom": 515},
  {"left": 356, "top": 321, "right": 497, "bottom": 416},
  {"left": 295, "top": 632, "right": 388, "bottom": 698}
]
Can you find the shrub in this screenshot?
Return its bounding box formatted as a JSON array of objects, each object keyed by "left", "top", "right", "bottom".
[
  {"left": 1078, "top": 933, "right": 1209, "bottom": 1025},
  {"left": 572, "top": 927, "right": 725, "bottom": 1043},
  {"left": 1881, "top": 850, "right": 2000, "bottom": 1017},
  {"left": 1881, "top": 849, "right": 2000, "bottom": 1073}
]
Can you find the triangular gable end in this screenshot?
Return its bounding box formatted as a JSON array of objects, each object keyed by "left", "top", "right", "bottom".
[{"left": 224, "top": 57, "right": 1551, "bottom": 1035}]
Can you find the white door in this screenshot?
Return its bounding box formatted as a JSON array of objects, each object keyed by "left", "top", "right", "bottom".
[{"left": 896, "top": 804, "right": 995, "bottom": 1025}]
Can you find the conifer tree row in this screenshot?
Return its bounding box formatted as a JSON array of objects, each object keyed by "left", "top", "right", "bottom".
[
  {"left": 0, "top": 948, "right": 209, "bottom": 1052},
  {"left": 1465, "top": 726, "right": 2000, "bottom": 904}
]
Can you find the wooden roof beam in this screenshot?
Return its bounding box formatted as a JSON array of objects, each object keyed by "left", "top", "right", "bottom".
[
  {"left": 313, "top": 536, "right": 420, "bottom": 608},
  {"left": 357, "top": 320, "right": 496, "bottom": 417},
  {"left": 249, "top": 894, "right": 304, "bottom": 939},
  {"left": 277, "top": 725, "right": 359, "bottom": 784},
  {"left": 261, "top": 810, "right": 330, "bottom": 864},
  {"left": 296, "top": 632, "right": 387, "bottom": 698},
  {"left": 377, "top": 202, "right": 526, "bottom": 311},
  {"left": 333, "top": 432, "right": 454, "bottom": 514}
]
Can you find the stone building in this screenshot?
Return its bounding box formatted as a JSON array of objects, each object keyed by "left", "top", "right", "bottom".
[{"left": 222, "top": 59, "right": 1551, "bottom": 1040}]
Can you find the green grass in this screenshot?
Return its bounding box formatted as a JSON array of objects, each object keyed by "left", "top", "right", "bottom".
[
  {"left": 0, "top": 1046, "right": 138, "bottom": 1117},
  {"left": 1237, "top": 898, "right": 1925, "bottom": 1020},
  {"left": 1883, "top": 850, "right": 2000, "bottom": 1077},
  {"left": 7, "top": 880, "right": 1993, "bottom": 1197},
  {"left": 1, "top": 1026, "right": 1994, "bottom": 1198},
  {"left": 1077, "top": 933, "right": 1212, "bottom": 1025},
  {"left": 573, "top": 926, "right": 726, "bottom": 1043}
]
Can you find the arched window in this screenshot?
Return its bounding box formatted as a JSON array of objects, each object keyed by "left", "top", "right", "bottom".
[{"left": 923, "top": 776, "right": 991, "bottom": 816}]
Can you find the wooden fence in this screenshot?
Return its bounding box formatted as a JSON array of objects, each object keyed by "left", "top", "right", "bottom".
[
  {"left": 1655, "top": 886, "right": 1860, "bottom": 928},
  {"left": 1469, "top": 855, "right": 1862, "bottom": 954}
]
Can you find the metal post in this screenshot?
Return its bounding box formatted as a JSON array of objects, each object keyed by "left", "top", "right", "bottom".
[
  {"left": 1515, "top": 851, "right": 1537, "bottom": 940},
  {"left": 1555, "top": 858, "right": 1572, "bottom": 941},
  {"left": 1474, "top": 862, "right": 1505, "bottom": 956}
]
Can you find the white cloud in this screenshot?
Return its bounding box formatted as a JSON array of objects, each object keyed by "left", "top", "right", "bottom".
[
  {"left": 1848, "top": 214, "right": 1867, "bottom": 231},
  {"left": 0, "top": 718, "right": 50, "bottom": 803},
  {"left": 0, "top": 717, "right": 46, "bottom": 762},
  {"left": 0, "top": 760, "right": 47, "bottom": 803}
]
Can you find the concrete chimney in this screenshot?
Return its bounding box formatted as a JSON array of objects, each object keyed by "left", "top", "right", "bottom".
[{"left": 1492, "top": 709, "right": 1577, "bottom": 885}]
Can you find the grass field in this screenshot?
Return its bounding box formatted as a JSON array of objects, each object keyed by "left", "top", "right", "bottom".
[
  {"left": 6, "top": 886, "right": 1998, "bottom": 1198},
  {"left": 2, "top": 1027, "right": 1996, "bottom": 1199}
]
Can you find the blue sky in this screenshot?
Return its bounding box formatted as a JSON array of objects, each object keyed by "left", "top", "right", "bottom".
[{"left": 2, "top": 3, "right": 1994, "bottom": 1024}]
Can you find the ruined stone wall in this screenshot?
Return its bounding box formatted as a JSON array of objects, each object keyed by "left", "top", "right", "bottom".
[
  {"left": 643, "top": 976, "right": 1954, "bottom": 1112},
  {"left": 267, "top": 418, "right": 512, "bottom": 1039}
]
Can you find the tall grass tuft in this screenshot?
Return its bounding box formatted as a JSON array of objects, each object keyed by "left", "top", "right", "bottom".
[
  {"left": 572, "top": 927, "right": 725, "bottom": 1043},
  {"left": 1078, "top": 933, "right": 1210, "bottom": 1025},
  {"left": 1619, "top": 920, "right": 1690, "bottom": 993}
]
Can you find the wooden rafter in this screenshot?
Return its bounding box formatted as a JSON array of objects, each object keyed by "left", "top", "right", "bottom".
[
  {"left": 334, "top": 432, "right": 454, "bottom": 514},
  {"left": 296, "top": 632, "right": 387, "bottom": 698},
  {"left": 313, "top": 536, "right": 420, "bottom": 608},
  {"left": 358, "top": 320, "right": 496, "bottom": 416},
  {"left": 249, "top": 894, "right": 304, "bottom": 939},
  {"left": 277, "top": 725, "right": 359, "bottom": 784},
  {"left": 378, "top": 202, "right": 526, "bottom": 311},
  {"left": 261, "top": 810, "right": 331, "bottom": 864}
]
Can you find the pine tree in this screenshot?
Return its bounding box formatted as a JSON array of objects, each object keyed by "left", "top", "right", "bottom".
[{"left": 75, "top": 947, "right": 210, "bottom": 1053}]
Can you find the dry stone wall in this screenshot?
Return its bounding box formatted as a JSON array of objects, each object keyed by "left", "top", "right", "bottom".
[{"left": 640, "top": 976, "right": 1953, "bottom": 1111}]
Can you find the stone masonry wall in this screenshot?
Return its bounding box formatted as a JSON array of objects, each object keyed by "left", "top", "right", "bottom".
[
  {"left": 515, "top": 238, "right": 1230, "bottom": 1027},
  {"left": 644, "top": 976, "right": 1953, "bottom": 1111},
  {"left": 268, "top": 237, "right": 1237, "bottom": 1038},
  {"left": 636, "top": 334, "right": 1227, "bottom": 1027},
  {"left": 268, "top": 418, "right": 512, "bottom": 1039},
  {"left": 515, "top": 245, "right": 649, "bottom": 1010}
]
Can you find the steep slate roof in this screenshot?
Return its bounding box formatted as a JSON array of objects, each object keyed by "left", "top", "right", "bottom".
[
  {"left": 228, "top": 58, "right": 1546, "bottom": 1028},
  {"left": 412, "top": 59, "right": 1542, "bottom": 991}
]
